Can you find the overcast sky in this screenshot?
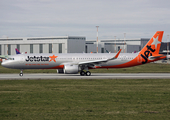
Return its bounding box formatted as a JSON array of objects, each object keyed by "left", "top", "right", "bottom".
[{"left": 1, "top": 0, "right": 170, "bottom": 41}]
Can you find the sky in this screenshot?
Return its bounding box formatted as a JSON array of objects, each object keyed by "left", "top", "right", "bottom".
[{"left": 1, "top": 0, "right": 170, "bottom": 41}]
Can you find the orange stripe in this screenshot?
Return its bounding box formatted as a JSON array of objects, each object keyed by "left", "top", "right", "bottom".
[{"left": 46, "top": 65, "right": 64, "bottom": 69}]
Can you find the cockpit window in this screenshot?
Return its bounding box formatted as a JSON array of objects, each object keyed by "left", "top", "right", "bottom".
[{"left": 8, "top": 58, "right": 14, "bottom": 60}]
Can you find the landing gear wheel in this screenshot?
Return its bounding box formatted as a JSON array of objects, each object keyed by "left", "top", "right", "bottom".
[
  {"left": 80, "top": 71, "right": 85, "bottom": 76},
  {"left": 19, "top": 73, "right": 23, "bottom": 76},
  {"left": 19, "top": 69, "right": 23, "bottom": 77},
  {"left": 86, "top": 71, "right": 91, "bottom": 76}
]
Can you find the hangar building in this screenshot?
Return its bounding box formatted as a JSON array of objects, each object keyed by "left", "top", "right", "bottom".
[
  {"left": 0, "top": 36, "right": 86, "bottom": 55},
  {"left": 0, "top": 36, "right": 151, "bottom": 55},
  {"left": 86, "top": 38, "right": 149, "bottom": 53}
]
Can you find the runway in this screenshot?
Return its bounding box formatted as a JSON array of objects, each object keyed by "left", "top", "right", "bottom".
[{"left": 0, "top": 73, "right": 170, "bottom": 80}]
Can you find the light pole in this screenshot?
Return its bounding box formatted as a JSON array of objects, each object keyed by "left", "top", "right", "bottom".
[
  {"left": 124, "top": 33, "right": 126, "bottom": 53},
  {"left": 114, "top": 36, "right": 116, "bottom": 53},
  {"left": 167, "top": 34, "right": 169, "bottom": 63},
  {"left": 96, "top": 26, "right": 99, "bottom": 53}
]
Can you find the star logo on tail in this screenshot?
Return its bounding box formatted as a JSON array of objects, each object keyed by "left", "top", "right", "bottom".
[
  {"left": 49, "top": 55, "right": 58, "bottom": 62},
  {"left": 151, "top": 36, "right": 161, "bottom": 49}
]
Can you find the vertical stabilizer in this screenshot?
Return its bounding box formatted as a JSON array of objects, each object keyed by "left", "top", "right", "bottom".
[{"left": 139, "top": 31, "right": 164, "bottom": 64}]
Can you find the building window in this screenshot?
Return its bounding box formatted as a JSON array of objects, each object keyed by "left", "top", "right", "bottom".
[
  {"left": 0, "top": 45, "right": 1, "bottom": 55},
  {"left": 49, "top": 44, "right": 52, "bottom": 53},
  {"left": 59, "top": 44, "right": 62, "bottom": 53},
  {"left": 8, "top": 44, "right": 11, "bottom": 55},
  {"left": 17, "top": 44, "right": 20, "bottom": 51},
  {"left": 39, "top": 44, "right": 43, "bottom": 53},
  {"left": 101, "top": 48, "right": 104, "bottom": 53},
  {"left": 85, "top": 45, "right": 87, "bottom": 53},
  {"left": 30, "top": 44, "right": 33, "bottom": 53}
]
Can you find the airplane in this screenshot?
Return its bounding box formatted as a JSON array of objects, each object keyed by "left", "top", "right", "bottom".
[
  {"left": 1, "top": 31, "right": 167, "bottom": 76},
  {"left": 0, "top": 48, "right": 21, "bottom": 63},
  {"left": 15, "top": 48, "right": 21, "bottom": 54},
  {"left": 15, "top": 48, "right": 28, "bottom": 54},
  {"left": 0, "top": 55, "right": 9, "bottom": 63}
]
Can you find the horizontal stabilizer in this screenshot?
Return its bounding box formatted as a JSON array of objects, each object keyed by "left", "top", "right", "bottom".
[{"left": 148, "top": 54, "right": 166, "bottom": 60}]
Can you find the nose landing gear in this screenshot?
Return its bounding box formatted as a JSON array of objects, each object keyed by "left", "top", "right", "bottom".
[{"left": 19, "top": 69, "right": 23, "bottom": 76}]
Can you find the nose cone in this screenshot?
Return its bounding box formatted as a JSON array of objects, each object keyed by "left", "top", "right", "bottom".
[
  {"left": 1, "top": 61, "right": 12, "bottom": 68},
  {"left": 1, "top": 61, "right": 7, "bottom": 67}
]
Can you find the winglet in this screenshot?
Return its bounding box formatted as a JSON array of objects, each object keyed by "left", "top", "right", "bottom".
[
  {"left": 115, "top": 49, "right": 122, "bottom": 58},
  {"left": 107, "top": 49, "right": 122, "bottom": 61}
]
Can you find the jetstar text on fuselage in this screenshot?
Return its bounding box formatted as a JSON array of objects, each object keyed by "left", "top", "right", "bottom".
[{"left": 26, "top": 56, "right": 49, "bottom": 62}]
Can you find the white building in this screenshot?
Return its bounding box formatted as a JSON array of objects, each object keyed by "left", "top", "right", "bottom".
[
  {"left": 86, "top": 38, "right": 149, "bottom": 53},
  {"left": 0, "top": 36, "right": 86, "bottom": 55},
  {"left": 0, "top": 35, "right": 150, "bottom": 55}
]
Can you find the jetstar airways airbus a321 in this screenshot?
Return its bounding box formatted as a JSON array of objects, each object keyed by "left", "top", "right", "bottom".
[{"left": 1, "top": 31, "right": 167, "bottom": 76}]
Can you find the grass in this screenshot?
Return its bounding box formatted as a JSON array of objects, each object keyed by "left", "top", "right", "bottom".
[
  {"left": 1, "top": 62, "right": 170, "bottom": 119},
  {"left": 0, "top": 79, "right": 170, "bottom": 120},
  {"left": 1, "top": 63, "right": 170, "bottom": 74}
]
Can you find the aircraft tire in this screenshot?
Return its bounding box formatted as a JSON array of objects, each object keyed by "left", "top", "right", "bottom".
[
  {"left": 19, "top": 73, "right": 23, "bottom": 77},
  {"left": 86, "top": 71, "right": 91, "bottom": 76},
  {"left": 80, "top": 71, "right": 85, "bottom": 76}
]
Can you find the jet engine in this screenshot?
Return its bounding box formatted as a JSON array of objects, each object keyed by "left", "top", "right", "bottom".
[{"left": 64, "top": 64, "right": 79, "bottom": 74}]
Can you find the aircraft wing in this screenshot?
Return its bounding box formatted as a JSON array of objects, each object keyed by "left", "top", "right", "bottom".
[
  {"left": 78, "top": 49, "right": 122, "bottom": 66},
  {"left": 0, "top": 55, "right": 9, "bottom": 59}
]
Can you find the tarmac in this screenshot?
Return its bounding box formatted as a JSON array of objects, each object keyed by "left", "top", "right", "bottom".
[{"left": 0, "top": 73, "right": 170, "bottom": 80}]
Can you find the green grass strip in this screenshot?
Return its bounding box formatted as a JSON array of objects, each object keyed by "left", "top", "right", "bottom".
[{"left": 0, "top": 79, "right": 170, "bottom": 120}]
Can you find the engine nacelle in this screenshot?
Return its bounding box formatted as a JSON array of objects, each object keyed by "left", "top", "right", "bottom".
[
  {"left": 64, "top": 64, "right": 79, "bottom": 74},
  {"left": 57, "top": 69, "right": 64, "bottom": 74}
]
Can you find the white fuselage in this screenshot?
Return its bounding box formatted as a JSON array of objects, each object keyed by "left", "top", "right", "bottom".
[{"left": 1, "top": 53, "right": 138, "bottom": 69}]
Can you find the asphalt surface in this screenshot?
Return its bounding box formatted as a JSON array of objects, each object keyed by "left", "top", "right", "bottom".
[{"left": 0, "top": 73, "right": 170, "bottom": 80}]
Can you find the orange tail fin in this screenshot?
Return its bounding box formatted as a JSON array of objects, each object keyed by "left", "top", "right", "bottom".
[{"left": 139, "top": 31, "right": 164, "bottom": 64}]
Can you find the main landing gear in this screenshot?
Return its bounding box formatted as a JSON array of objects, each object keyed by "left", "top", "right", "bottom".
[
  {"left": 80, "top": 71, "right": 91, "bottom": 76},
  {"left": 19, "top": 69, "right": 23, "bottom": 77}
]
